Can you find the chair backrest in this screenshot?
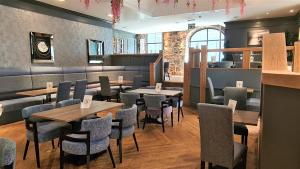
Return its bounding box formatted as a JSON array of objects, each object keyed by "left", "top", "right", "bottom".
[
  {"left": 132, "top": 75, "right": 144, "bottom": 89},
  {"left": 73, "top": 80, "right": 87, "bottom": 101},
  {"left": 144, "top": 94, "right": 166, "bottom": 109},
  {"left": 99, "top": 76, "right": 111, "bottom": 96},
  {"left": 197, "top": 103, "right": 234, "bottom": 168},
  {"left": 120, "top": 93, "right": 140, "bottom": 108},
  {"left": 81, "top": 113, "right": 112, "bottom": 141},
  {"left": 57, "top": 99, "right": 81, "bottom": 108},
  {"left": 56, "top": 81, "right": 72, "bottom": 102},
  {"left": 116, "top": 105, "right": 137, "bottom": 128},
  {"left": 207, "top": 77, "right": 215, "bottom": 98},
  {"left": 22, "top": 104, "right": 54, "bottom": 122},
  {"left": 224, "top": 87, "right": 247, "bottom": 110}
]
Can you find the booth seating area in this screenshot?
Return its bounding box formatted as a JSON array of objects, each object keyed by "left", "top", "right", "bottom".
[{"left": 0, "top": 66, "right": 150, "bottom": 125}]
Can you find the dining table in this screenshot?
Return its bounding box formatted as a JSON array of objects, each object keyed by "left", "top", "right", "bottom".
[
  {"left": 17, "top": 88, "right": 57, "bottom": 103},
  {"left": 223, "top": 87, "right": 254, "bottom": 94},
  {"left": 32, "top": 101, "right": 124, "bottom": 122}
]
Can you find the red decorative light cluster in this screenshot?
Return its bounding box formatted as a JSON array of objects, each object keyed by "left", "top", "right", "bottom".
[{"left": 81, "top": 0, "right": 246, "bottom": 23}]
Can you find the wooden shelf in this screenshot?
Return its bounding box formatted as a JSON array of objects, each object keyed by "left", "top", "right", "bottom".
[{"left": 262, "top": 70, "right": 300, "bottom": 89}]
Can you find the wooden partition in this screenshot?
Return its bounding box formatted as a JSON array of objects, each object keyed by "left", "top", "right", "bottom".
[{"left": 149, "top": 51, "right": 163, "bottom": 86}]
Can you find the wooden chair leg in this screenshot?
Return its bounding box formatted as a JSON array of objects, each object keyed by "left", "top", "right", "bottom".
[
  {"left": 33, "top": 138, "right": 40, "bottom": 168},
  {"left": 243, "top": 148, "right": 248, "bottom": 169},
  {"left": 23, "top": 140, "right": 30, "bottom": 160},
  {"left": 181, "top": 107, "right": 184, "bottom": 117},
  {"left": 245, "top": 135, "right": 248, "bottom": 146},
  {"left": 201, "top": 161, "right": 205, "bottom": 169},
  {"left": 171, "top": 111, "right": 174, "bottom": 127},
  {"left": 107, "top": 145, "right": 116, "bottom": 168},
  {"left": 86, "top": 154, "right": 90, "bottom": 169},
  {"left": 142, "top": 114, "right": 148, "bottom": 130},
  {"left": 241, "top": 135, "right": 244, "bottom": 144},
  {"left": 161, "top": 113, "right": 165, "bottom": 133},
  {"left": 133, "top": 133, "right": 139, "bottom": 151},
  {"left": 119, "top": 138, "right": 122, "bottom": 163},
  {"left": 137, "top": 111, "right": 140, "bottom": 128}
]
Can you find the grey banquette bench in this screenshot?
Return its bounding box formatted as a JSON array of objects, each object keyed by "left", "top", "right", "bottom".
[{"left": 0, "top": 66, "right": 149, "bottom": 125}]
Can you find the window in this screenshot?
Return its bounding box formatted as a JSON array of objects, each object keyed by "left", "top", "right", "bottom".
[
  {"left": 147, "top": 33, "right": 163, "bottom": 53},
  {"left": 190, "top": 28, "right": 224, "bottom": 62}
]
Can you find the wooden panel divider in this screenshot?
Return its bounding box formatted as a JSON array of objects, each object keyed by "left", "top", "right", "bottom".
[
  {"left": 149, "top": 51, "right": 163, "bottom": 86},
  {"left": 293, "top": 41, "right": 300, "bottom": 72},
  {"left": 199, "top": 46, "right": 208, "bottom": 103},
  {"left": 183, "top": 48, "right": 193, "bottom": 106},
  {"left": 242, "top": 50, "right": 251, "bottom": 69}
]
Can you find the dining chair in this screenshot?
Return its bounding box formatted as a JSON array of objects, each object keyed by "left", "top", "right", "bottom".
[
  {"left": 60, "top": 113, "right": 115, "bottom": 169},
  {"left": 165, "top": 87, "right": 184, "bottom": 122},
  {"left": 132, "top": 75, "right": 145, "bottom": 89},
  {"left": 120, "top": 92, "right": 145, "bottom": 128},
  {"left": 73, "top": 80, "right": 87, "bottom": 101},
  {"left": 22, "top": 104, "right": 70, "bottom": 168},
  {"left": 99, "top": 76, "right": 119, "bottom": 102},
  {"left": 197, "top": 103, "right": 247, "bottom": 169},
  {"left": 224, "top": 87, "right": 248, "bottom": 145},
  {"left": 56, "top": 81, "right": 72, "bottom": 103},
  {"left": 110, "top": 105, "right": 139, "bottom": 163},
  {"left": 143, "top": 94, "right": 173, "bottom": 132},
  {"left": 207, "top": 77, "right": 224, "bottom": 104},
  {"left": 0, "top": 137, "right": 16, "bottom": 169}
]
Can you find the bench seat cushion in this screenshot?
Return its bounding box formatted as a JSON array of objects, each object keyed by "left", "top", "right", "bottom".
[{"left": 0, "top": 97, "right": 43, "bottom": 113}]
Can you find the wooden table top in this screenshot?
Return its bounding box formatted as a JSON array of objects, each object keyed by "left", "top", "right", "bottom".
[
  {"left": 110, "top": 80, "right": 133, "bottom": 85},
  {"left": 129, "top": 88, "right": 182, "bottom": 97},
  {"left": 17, "top": 88, "right": 57, "bottom": 97},
  {"left": 233, "top": 110, "right": 259, "bottom": 126},
  {"left": 32, "top": 101, "right": 123, "bottom": 122}
]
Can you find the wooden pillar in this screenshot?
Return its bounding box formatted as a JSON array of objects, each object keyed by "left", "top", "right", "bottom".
[
  {"left": 183, "top": 48, "right": 193, "bottom": 106},
  {"left": 149, "top": 63, "right": 155, "bottom": 86},
  {"left": 293, "top": 41, "right": 300, "bottom": 72},
  {"left": 262, "top": 33, "right": 288, "bottom": 71},
  {"left": 242, "top": 50, "right": 251, "bottom": 69},
  {"left": 199, "top": 46, "right": 208, "bottom": 103}
]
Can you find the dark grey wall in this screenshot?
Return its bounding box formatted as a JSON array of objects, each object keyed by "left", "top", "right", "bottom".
[{"left": 225, "top": 15, "right": 299, "bottom": 48}]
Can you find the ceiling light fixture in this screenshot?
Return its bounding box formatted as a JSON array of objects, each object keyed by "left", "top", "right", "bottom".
[
  {"left": 56, "top": 0, "right": 65, "bottom": 2},
  {"left": 107, "top": 14, "right": 113, "bottom": 18},
  {"left": 266, "top": 12, "right": 270, "bottom": 15},
  {"left": 289, "top": 9, "right": 294, "bottom": 13}
]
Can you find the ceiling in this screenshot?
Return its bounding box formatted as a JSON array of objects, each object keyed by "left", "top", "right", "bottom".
[{"left": 38, "top": 0, "right": 300, "bottom": 34}]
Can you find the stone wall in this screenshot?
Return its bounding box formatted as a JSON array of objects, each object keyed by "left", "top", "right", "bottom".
[{"left": 163, "top": 31, "right": 187, "bottom": 76}]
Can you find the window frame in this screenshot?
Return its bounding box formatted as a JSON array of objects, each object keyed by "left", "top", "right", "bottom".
[{"left": 146, "top": 32, "right": 163, "bottom": 54}]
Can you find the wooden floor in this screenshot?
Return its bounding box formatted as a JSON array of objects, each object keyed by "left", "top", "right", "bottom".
[{"left": 0, "top": 107, "right": 259, "bottom": 169}]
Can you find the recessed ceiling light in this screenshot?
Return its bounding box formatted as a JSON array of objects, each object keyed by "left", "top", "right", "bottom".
[
  {"left": 107, "top": 14, "right": 113, "bottom": 18},
  {"left": 266, "top": 12, "right": 270, "bottom": 15},
  {"left": 289, "top": 9, "right": 294, "bottom": 13},
  {"left": 57, "top": 0, "right": 65, "bottom": 2}
]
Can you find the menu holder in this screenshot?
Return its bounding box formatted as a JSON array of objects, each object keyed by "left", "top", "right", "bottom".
[
  {"left": 250, "top": 56, "right": 254, "bottom": 62},
  {"left": 228, "top": 99, "right": 237, "bottom": 114},
  {"left": 236, "top": 81, "right": 243, "bottom": 88},
  {"left": 46, "top": 82, "right": 53, "bottom": 90},
  {"left": 0, "top": 104, "right": 2, "bottom": 117},
  {"left": 80, "top": 95, "right": 93, "bottom": 109},
  {"left": 155, "top": 83, "right": 162, "bottom": 93},
  {"left": 118, "top": 76, "right": 124, "bottom": 83}
]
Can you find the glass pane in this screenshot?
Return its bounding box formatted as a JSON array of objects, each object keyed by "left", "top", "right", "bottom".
[
  {"left": 208, "top": 52, "right": 220, "bottom": 62},
  {"left": 155, "top": 33, "right": 163, "bottom": 43},
  {"left": 147, "top": 33, "right": 156, "bottom": 43},
  {"left": 219, "top": 52, "right": 224, "bottom": 61},
  {"left": 221, "top": 40, "right": 224, "bottom": 49},
  {"left": 147, "top": 44, "right": 156, "bottom": 53},
  {"left": 221, "top": 33, "right": 225, "bottom": 40},
  {"left": 156, "top": 43, "right": 162, "bottom": 52},
  {"left": 191, "top": 30, "right": 207, "bottom": 41},
  {"left": 190, "top": 41, "right": 207, "bottom": 49},
  {"left": 207, "top": 41, "right": 219, "bottom": 49},
  {"left": 208, "top": 29, "right": 220, "bottom": 40}
]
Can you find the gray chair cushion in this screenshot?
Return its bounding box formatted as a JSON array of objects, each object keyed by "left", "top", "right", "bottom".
[
  {"left": 26, "top": 121, "right": 69, "bottom": 143},
  {"left": 0, "top": 137, "right": 16, "bottom": 167},
  {"left": 212, "top": 96, "right": 224, "bottom": 104},
  {"left": 110, "top": 126, "right": 135, "bottom": 139},
  {"left": 0, "top": 97, "right": 43, "bottom": 113},
  {"left": 62, "top": 137, "right": 109, "bottom": 155}
]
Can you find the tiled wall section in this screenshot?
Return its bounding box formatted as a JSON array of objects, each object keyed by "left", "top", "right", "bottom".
[
  {"left": 0, "top": 5, "right": 120, "bottom": 68},
  {"left": 163, "top": 31, "right": 187, "bottom": 76}
]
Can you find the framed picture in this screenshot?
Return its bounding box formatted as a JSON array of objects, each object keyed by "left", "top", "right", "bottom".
[
  {"left": 30, "top": 32, "right": 54, "bottom": 63},
  {"left": 247, "top": 29, "right": 269, "bottom": 46},
  {"left": 87, "top": 39, "right": 104, "bottom": 64}
]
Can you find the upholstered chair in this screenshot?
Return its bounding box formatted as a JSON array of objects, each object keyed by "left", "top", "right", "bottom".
[
  {"left": 207, "top": 77, "right": 224, "bottom": 104},
  {"left": 197, "top": 103, "right": 247, "bottom": 169},
  {"left": 164, "top": 87, "right": 184, "bottom": 122},
  {"left": 22, "top": 104, "right": 70, "bottom": 168},
  {"left": 56, "top": 81, "right": 72, "bottom": 103},
  {"left": 143, "top": 94, "right": 173, "bottom": 132},
  {"left": 110, "top": 105, "right": 139, "bottom": 163},
  {"left": 0, "top": 137, "right": 16, "bottom": 169},
  {"left": 224, "top": 87, "right": 249, "bottom": 145},
  {"left": 60, "top": 113, "right": 115, "bottom": 169},
  {"left": 99, "top": 76, "right": 119, "bottom": 102},
  {"left": 73, "top": 80, "right": 87, "bottom": 101},
  {"left": 120, "top": 92, "right": 145, "bottom": 128}
]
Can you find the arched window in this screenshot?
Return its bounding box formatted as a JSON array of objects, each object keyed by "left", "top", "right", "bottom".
[{"left": 189, "top": 28, "right": 224, "bottom": 62}]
